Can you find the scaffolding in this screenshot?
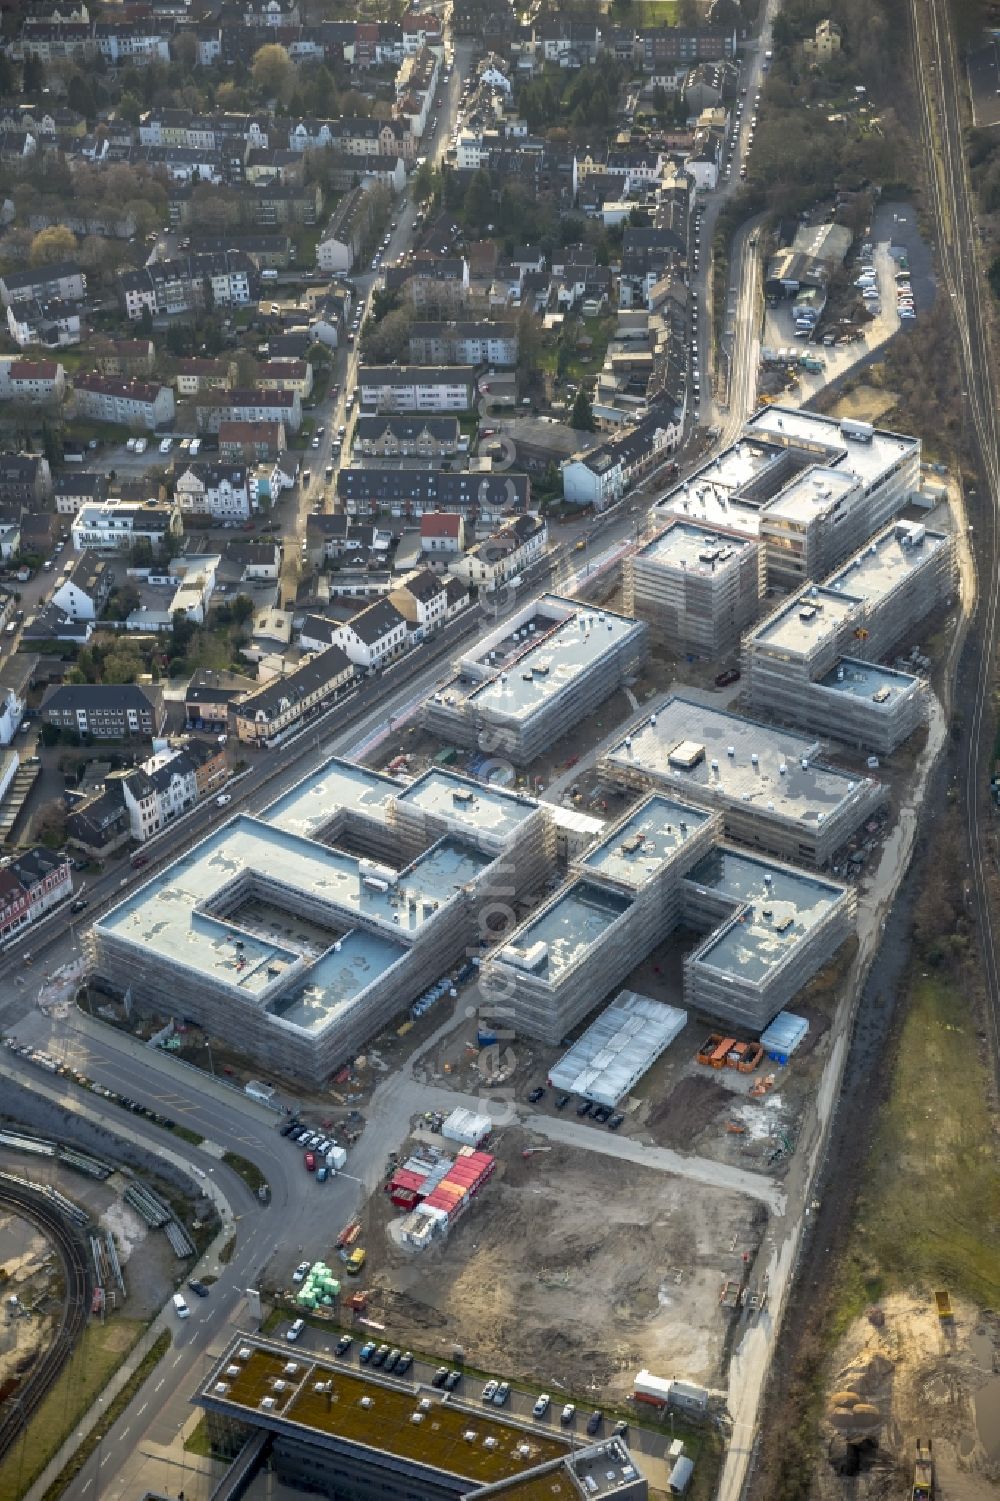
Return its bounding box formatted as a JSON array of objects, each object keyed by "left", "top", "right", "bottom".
[{"left": 624, "top": 519, "right": 764, "bottom": 659}]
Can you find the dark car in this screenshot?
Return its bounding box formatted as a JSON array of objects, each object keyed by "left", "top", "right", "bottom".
[
  {"left": 586, "top": 1411, "right": 602, "bottom": 1436},
  {"left": 69, "top": 898, "right": 89, "bottom": 913},
  {"left": 555, "top": 1094, "right": 570, "bottom": 1110},
  {"left": 359, "top": 1341, "right": 376, "bottom": 1363},
  {"left": 608, "top": 1113, "right": 625, "bottom": 1131},
  {"left": 576, "top": 1099, "right": 593, "bottom": 1118},
  {"left": 432, "top": 1366, "right": 449, "bottom": 1387},
  {"left": 372, "top": 1344, "right": 390, "bottom": 1367},
  {"left": 187, "top": 1280, "right": 209, "bottom": 1297},
  {"left": 384, "top": 1348, "right": 401, "bottom": 1372},
  {"left": 279, "top": 1120, "right": 296, "bottom": 1137},
  {"left": 714, "top": 667, "right": 741, "bottom": 688},
  {"left": 444, "top": 1369, "right": 462, "bottom": 1391},
  {"left": 614, "top": 1420, "right": 629, "bottom": 1437},
  {"left": 396, "top": 1351, "right": 413, "bottom": 1375},
  {"left": 336, "top": 1335, "right": 353, "bottom": 1355},
  {"left": 592, "top": 1105, "right": 612, "bottom": 1124},
  {"left": 527, "top": 1086, "right": 545, "bottom": 1104}
]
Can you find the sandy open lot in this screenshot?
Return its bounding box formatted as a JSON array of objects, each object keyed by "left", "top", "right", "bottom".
[{"left": 363, "top": 1128, "right": 765, "bottom": 1396}]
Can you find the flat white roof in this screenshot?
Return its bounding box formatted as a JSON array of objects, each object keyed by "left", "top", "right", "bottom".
[
  {"left": 582, "top": 794, "right": 712, "bottom": 888},
  {"left": 496, "top": 879, "right": 632, "bottom": 983},
  {"left": 751, "top": 585, "right": 858, "bottom": 657},
  {"left": 636, "top": 518, "right": 757, "bottom": 573},
  {"left": 395, "top": 767, "right": 540, "bottom": 841},
  {"left": 468, "top": 605, "right": 643, "bottom": 723},
  {"left": 760, "top": 465, "right": 857, "bottom": 527},
  {"left": 824, "top": 521, "right": 950, "bottom": 606},
  {"left": 265, "top": 758, "right": 399, "bottom": 840},
  {"left": 607, "top": 695, "right": 874, "bottom": 829},
  {"left": 548, "top": 990, "right": 688, "bottom": 1106},
  {"left": 817, "top": 657, "right": 921, "bottom": 701},
  {"left": 745, "top": 405, "right": 919, "bottom": 493}
]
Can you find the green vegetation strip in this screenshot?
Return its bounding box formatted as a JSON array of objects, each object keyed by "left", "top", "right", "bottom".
[
  {"left": 0, "top": 1319, "right": 147, "bottom": 1501},
  {"left": 832, "top": 973, "right": 1000, "bottom": 1329},
  {"left": 37, "top": 1331, "right": 172, "bottom": 1501},
  {"left": 183, "top": 1414, "right": 224, "bottom": 1461},
  {"left": 219, "top": 1234, "right": 237, "bottom": 1265},
  {"left": 222, "top": 1151, "right": 268, "bottom": 1195},
  {"left": 169, "top": 1122, "right": 205, "bottom": 1146}
]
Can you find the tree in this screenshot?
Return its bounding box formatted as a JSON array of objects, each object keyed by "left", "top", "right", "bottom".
[
  {"left": 0, "top": 56, "right": 13, "bottom": 95},
  {"left": 413, "top": 158, "right": 439, "bottom": 203},
  {"left": 252, "top": 43, "right": 295, "bottom": 102},
  {"left": 462, "top": 169, "right": 493, "bottom": 232},
  {"left": 231, "top": 594, "right": 255, "bottom": 627},
  {"left": 67, "top": 72, "right": 97, "bottom": 120},
  {"left": 23, "top": 56, "right": 45, "bottom": 94},
  {"left": 29, "top": 225, "right": 77, "bottom": 266},
  {"left": 172, "top": 30, "right": 198, "bottom": 70},
  {"left": 118, "top": 91, "right": 142, "bottom": 126},
  {"left": 40, "top": 421, "right": 61, "bottom": 468},
  {"left": 677, "top": 0, "right": 699, "bottom": 23},
  {"left": 571, "top": 389, "right": 596, "bottom": 431}
]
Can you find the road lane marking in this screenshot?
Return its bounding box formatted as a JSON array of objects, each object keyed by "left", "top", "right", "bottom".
[
  {"left": 82, "top": 1481, "right": 92, "bottom": 1493},
  {"left": 119, "top": 1427, "right": 129, "bottom": 1441},
  {"left": 172, "top": 1353, "right": 183, "bottom": 1366},
  {"left": 136, "top": 1403, "right": 147, "bottom": 1416},
  {"left": 154, "top": 1379, "right": 165, "bottom": 1391}
]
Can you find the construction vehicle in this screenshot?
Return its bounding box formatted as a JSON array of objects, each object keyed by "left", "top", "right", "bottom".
[
  {"left": 934, "top": 1289, "right": 953, "bottom": 1321},
  {"left": 344, "top": 1247, "right": 366, "bottom": 1275},
  {"left": 912, "top": 1438, "right": 933, "bottom": 1498},
  {"left": 696, "top": 1034, "right": 763, "bottom": 1072}
]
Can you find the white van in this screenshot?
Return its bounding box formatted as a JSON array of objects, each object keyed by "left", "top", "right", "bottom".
[{"left": 172, "top": 1293, "right": 190, "bottom": 1319}]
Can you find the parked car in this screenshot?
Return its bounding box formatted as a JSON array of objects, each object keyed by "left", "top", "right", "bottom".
[
  {"left": 292, "top": 1260, "right": 311, "bottom": 1283},
  {"left": 432, "top": 1366, "right": 449, "bottom": 1387},
  {"left": 555, "top": 1095, "right": 570, "bottom": 1110},
  {"left": 287, "top": 1319, "right": 305, "bottom": 1342},
  {"left": 372, "top": 1344, "right": 390, "bottom": 1367},
  {"left": 360, "top": 1341, "right": 376, "bottom": 1363},
  {"left": 533, "top": 1394, "right": 551, "bottom": 1418},
  {"left": 396, "top": 1351, "right": 413, "bottom": 1375},
  {"left": 608, "top": 1113, "right": 625, "bottom": 1131},
  {"left": 560, "top": 1403, "right": 575, "bottom": 1425},
  {"left": 304, "top": 1151, "right": 316, "bottom": 1171},
  {"left": 493, "top": 1381, "right": 510, "bottom": 1406},
  {"left": 586, "top": 1411, "right": 602, "bottom": 1436},
  {"left": 385, "top": 1348, "right": 401, "bottom": 1372},
  {"left": 188, "top": 1280, "right": 210, "bottom": 1297},
  {"left": 527, "top": 1086, "right": 545, "bottom": 1104},
  {"left": 444, "top": 1369, "right": 462, "bottom": 1391},
  {"left": 714, "top": 667, "right": 741, "bottom": 688},
  {"left": 336, "top": 1335, "right": 353, "bottom": 1356},
  {"left": 70, "top": 898, "right": 88, "bottom": 914},
  {"left": 482, "top": 1380, "right": 498, "bottom": 1402},
  {"left": 576, "top": 1100, "right": 593, "bottom": 1118}
]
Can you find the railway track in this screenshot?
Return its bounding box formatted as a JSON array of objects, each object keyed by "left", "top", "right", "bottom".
[
  {"left": 0, "top": 1175, "right": 91, "bottom": 1460},
  {"left": 909, "top": 0, "right": 1000, "bottom": 1089}
]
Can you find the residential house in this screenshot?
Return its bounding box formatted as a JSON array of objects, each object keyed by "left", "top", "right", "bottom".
[
  {"left": 0, "top": 454, "right": 51, "bottom": 509},
  {"left": 450, "top": 513, "right": 548, "bottom": 592},
  {"left": 0, "top": 848, "right": 73, "bottom": 944},
  {"left": 354, "top": 415, "right": 461, "bottom": 458},
  {"left": 7, "top": 298, "right": 81, "bottom": 348},
  {"left": 257, "top": 360, "right": 313, "bottom": 399},
  {"left": 0, "top": 653, "right": 35, "bottom": 744},
  {"left": 54, "top": 471, "right": 105, "bottom": 515},
  {"left": 218, "top": 421, "right": 286, "bottom": 461},
  {"left": 173, "top": 462, "right": 251, "bottom": 522},
  {"left": 72, "top": 375, "right": 175, "bottom": 431},
  {"left": 0, "top": 262, "right": 86, "bottom": 308},
  {"left": 336, "top": 466, "right": 530, "bottom": 521},
  {"left": 316, "top": 185, "right": 381, "bottom": 274},
  {"left": 173, "top": 358, "right": 235, "bottom": 397},
  {"left": 197, "top": 388, "right": 301, "bottom": 435},
  {"left": 71, "top": 498, "right": 183, "bottom": 553},
  {"left": 66, "top": 787, "right": 131, "bottom": 859},
  {"left": 561, "top": 408, "right": 677, "bottom": 508},
  {"left": 357, "top": 365, "right": 476, "bottom": 413},
  {"left": 223, "top": 539, "right": 281, "bottom": 581},
  {"left": 803, "top": 18, "right": 842, "bottom": 60},
  {"left": 407, "top": 320, "right": 518, "bottom": 367},
  {"left": 51, "top": 551, "right": 113, "bottom": 620},
  {"left": 41, "top": 682, "right": 165, "bottom": 740},
  {"left": 93, "top": 338, "right": 156, "bottom": 377},
  {"left": 304, "top": 514, "right": 386, "bottom": 568},
  {"left": 231, "top": 643, "right": 355, "bottom": 746},
  {"left": 388, "top": 569, "right": 452, "bottom": 636},
  {"left": 0, "top": 359, "right": 65, "bottom": 403},
  {"left": 185, "top": 666, "right": 258, "bottom": 730},
  {"left": 420, "top": 512, "right": 466, "bottom": 560},
  {"left": 330, "top": 598, "right": 408, "bottom": 671}
]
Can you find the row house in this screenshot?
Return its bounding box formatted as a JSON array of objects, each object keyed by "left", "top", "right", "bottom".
[
  {"left": 420, "top": 512, "right": 466, "bottom": 560},
  {"left": 388, "top": 569, "right": 464, "bottom": 638},
  {"left": 94, "top": 22, "right": 170, "bottom": 63},
  {"left": 316, "top": 185, "right": 381, "bottom": 274},
  {"left": 257, "top": 360, "right": 313, "bottom": 399},
  {"left": 218, "top": 421, "right": 286, "bottom": 461},
  {"left": 384, "top": 255, "right": 470, "bottom": 312},
  {"left": 16, "top": 22, "right": 98, "bottom": 62},
  {"left": 0, "top": 454, "right": 51, "bottom": 509},
  {"left": 357, "top": 365, "right": 476, "bottom": 413},
  {"left": 173, "top": 462, "right": 251, "bottom": 522},
  {"left": 120, "top": 739, "right": 225, "bottom": 841},
  {"left": 72, "top": 374, "right": 175, "bottom": 430},
  {"left": 93, "top": 338, "right": 155, "bottom": 377},
  {"left": 336, "top": 466, "right": 530, "bottom": 522},
  {"left": 0, "top": 848, "right": 72, "bottom": 944},
  {"left": 174, "top": 358, "right": 236, "bottom": 397},
  {"left": 322, "top": 153, "right": 406, "bottom": 195},
  {"left": 450, "top": 512, "right": 547, "bottom": 593},
  {"left": 327, "top": 116, "right": 414, "bottom": 161},
  {"left": 303, "top": 514, "right": 388, "bottom": 568},
  {"left": 119, "top": 251, "right": 255, "bottom": 322},
  {"left": 637, "top": 25, "right": 738, "bottom": 69},
  {"left": 354, "top": 415, "right": 461, "bottom": 459},
  {"left": 561, "top": 405, "right": 680, "bottom": 509},
  {"left": 231, "top": 643, "right": 354, "bottom": 747},
  {"left": 0, "top": 652, "right": 34, "bottom": 744},
  {"left": 329, "top": 598, "right": 408, "bottom": 673}
]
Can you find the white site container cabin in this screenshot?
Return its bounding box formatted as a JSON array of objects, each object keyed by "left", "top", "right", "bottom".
[
  {"left": 634, "top": 1371, "right": 708, "bottom": 1417},
  {"left": 326, "top": 1145, "right": 347, "bottom": 1170},
  {"left": 245, "top": 1080, "right": 276, "bottom": 1105},
  {"left": 441, "top": 1106, "right": 492, "bottom": 1147}
]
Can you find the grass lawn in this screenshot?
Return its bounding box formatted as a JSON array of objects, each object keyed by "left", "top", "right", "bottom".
[
  {"left": 222, "top": 1150, "right": 268, "bottom": 1197},
  {"left": 184, "top": 1415, "right": 226, "bottom": 1461},
  {"left": 832, "top": 973, "right": 1000, "bottom": 1333},
  {"left": 633, "top": 0, "right": 678, "bottom": 19},
  {"left": 0, "top": 1318, "right": 146, "bottom": 1501}
]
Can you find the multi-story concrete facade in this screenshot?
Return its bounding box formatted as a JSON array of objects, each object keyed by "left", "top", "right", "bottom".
[{"left": 624, "top": 518, "right": 763, "bottom": 658}]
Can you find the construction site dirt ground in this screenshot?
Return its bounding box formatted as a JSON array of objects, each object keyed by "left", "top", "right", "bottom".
[
  {"left": 0, "top": 1211, "right": 59, "bottom": 1394},
  {"left": 814, "top": 1292, "right": 1000, "bottom": 1500},
  {"left": 362, "top": 1126, "right": 765, "bottom": 1396}
]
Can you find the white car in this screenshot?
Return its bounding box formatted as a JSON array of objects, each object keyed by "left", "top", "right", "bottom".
[
  {"left": 159, "top": 437, "right": 172, "bottom": 454},
  {"left": 287, "top": 1319, "right": 305, "bottom": 1342},
  {"left": 216, "top": 793, "right": 232, "bottom": 807},
  {"left": 292, "top": 1260, "right": 311, "bottom": 1283}
]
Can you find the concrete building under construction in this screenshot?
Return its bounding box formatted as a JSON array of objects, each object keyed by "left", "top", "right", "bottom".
[
  {"left": 484, "top": 791, "right": 854, "bottom": 1040},
  {"left": 600, "top": 694, "right": 883, "bottom": 868},
  {"left": 422, "top": 595, "right": 648, "bottom": 766},
  {"left": 655, "top": 405, "right": 922, "bottom": 589},
  {"left": 86, "top": 760, "right": 555, "bottom": 1086},
  {"left": 623, "top": 518, "right": 764, "bottom": 658}
]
